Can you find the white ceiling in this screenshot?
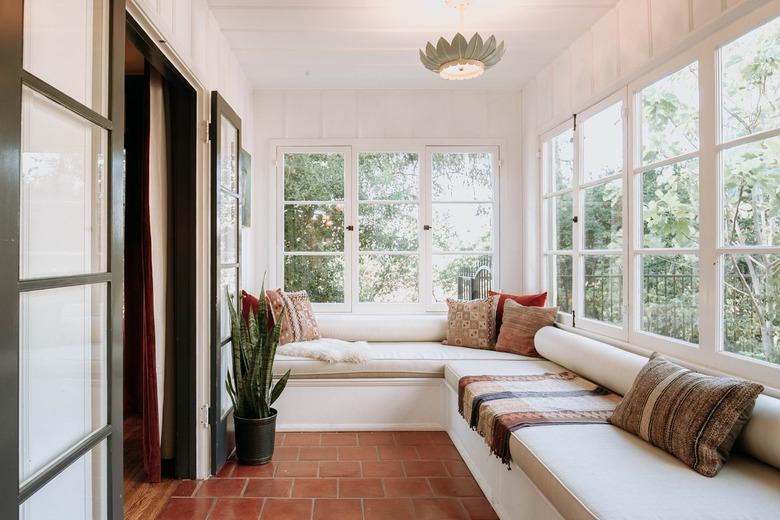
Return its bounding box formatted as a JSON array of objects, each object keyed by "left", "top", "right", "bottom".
[{"left": 208, "top": 0, "right": 618, "bottom": 91}]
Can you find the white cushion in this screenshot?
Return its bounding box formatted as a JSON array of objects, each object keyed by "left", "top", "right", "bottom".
[
  {"left": 316, "top": 314, "right": 447, "bottom": 342},
  {"left": 509, "top": 424, "right": 780, "bottom": 520},
  {"left": 534, "top": 326, "right": 647, "bottom": 395},
  {"left": 443, "top": 359, "right": 565, "bottom": 390},
  {"left": 274, "top": 341, "right": 528, "bottom": 378}
]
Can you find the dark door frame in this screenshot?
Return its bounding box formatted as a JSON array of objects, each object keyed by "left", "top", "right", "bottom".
[
  {"left": 210, "top": 92, "right": 242, "bottom": 475},
  {"left": 0, "top": 0, "right": 125, "bottom": 518},
  {"left": 126, "top": 15, "right": 198, "bottom": 480}
]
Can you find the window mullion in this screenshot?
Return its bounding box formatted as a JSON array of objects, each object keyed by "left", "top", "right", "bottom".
[
  {"left": 699, "top": 47, "right": 719, "bottom": 357},
  {"left": 421, "top": 146, "right": 433, "bottom": 308}
]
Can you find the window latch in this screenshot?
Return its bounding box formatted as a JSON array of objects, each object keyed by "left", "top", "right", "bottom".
[
  {"left": 572, "top": 216, "right": 578, "bottom": 223},
  {"left": 423, "top": 225, "right": 432, "bottom": 231},
  {"left": 346, "top": 225, "right": 354, "bottom": 231}
]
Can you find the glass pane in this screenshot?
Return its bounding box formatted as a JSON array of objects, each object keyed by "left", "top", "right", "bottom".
[
  {"left": 220, "top": 116, "right": 238, "bottom": 192},
  {"left": 583, "top": 180, "right": 622, "bottom": 250},
  {"left": 721, "top": 16, "right": 780, "bottom": 141},
  {"left": 284, "top": 153, "right": 344, "bottom": 201},
  {"left": 23, "top": 0, "right": 108, "bottom": 114},
  {"left": 220, "top": 268, "right": 238, "bottom": 341},
  {"left": 221, "top": 342, "right": 234, "bottom": 416},
  {"left": 284, "top": 204, "right": 344, "bottom": 252},
  {"left": 20, "top": 87, "right": 108, "bottom": 279},
  {"left": 19, "top": 439, "right": 107, "bottom": 520},
  {"left": 641, "top": 158, "right": 699, "bottom": 249},
  {"left": 548, "top": 130, "right": 574, "bottom": 192},
  {"left": 553, "top": 255, "right": 573, "bottom": 314},
  {"left": 432, "top": 255, "right": 493, "bottom": 302},
  {"left": 359, "top": 204, "right": 418, "bottom": 251},
  {"left": 639, "top": 62, "right": 699, "bottom": 164},
  {"left": 723, "top": 254, "right": 780, "bottom": 365},
  {"left": 432, "top": 203, "right": 492, "bottom": 252},
  {"left": 583, "top": 101, "right": 623, "bottom": 182},
  {"left": 359, "top": 255, "right": 419, "bottom": 303},
  {"left": 552, "top": 193, "right": 573, "bottom": 250},
  {"left": 359, "top": 152, "right": 419, "bottom": 200},
  {"left": 284, "top": 255, "right": 344, "bottom": 303},
  {"left": 641, "top": 255, "right": 699, "bottom": 343},
  {"left": 722, "top": 136, "right": 780, "bottom": 247},
  {"left": 219, "top": 192, "right": 238, "bottom": 264},
  {"left": 20, "top": 284, "right": 107, "bottom": 482},
  {"left": 432, "top": 152, "right": 493, "bottom": 201},
  {"left": 583, "top": 256, "right": 623, "bottom": 325}
]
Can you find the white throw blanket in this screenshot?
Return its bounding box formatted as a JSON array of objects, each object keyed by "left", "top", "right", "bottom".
[{"left": 277, "top": 338, "right": 370, "bottom": 364}]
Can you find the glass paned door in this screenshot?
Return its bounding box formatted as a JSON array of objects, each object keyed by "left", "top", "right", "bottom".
[
  {"left": 210, "top": 92, "right": 242, "bottom": 475},
  {"left": 0, "top": 0, "right": 124, "bottom": 518}
]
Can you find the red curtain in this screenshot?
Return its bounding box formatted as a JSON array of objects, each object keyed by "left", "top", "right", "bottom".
[{"left": 124, "top": 69, "right": 162, "bottom": 483}]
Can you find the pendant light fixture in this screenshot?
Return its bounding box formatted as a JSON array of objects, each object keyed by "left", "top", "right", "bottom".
[{"left": 419, "top": 0, "right": 505, "bottom": 81}]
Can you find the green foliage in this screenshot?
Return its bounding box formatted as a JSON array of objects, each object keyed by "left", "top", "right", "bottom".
[{"left": 225, "top": 286, "right": 291, "bottom": 419}]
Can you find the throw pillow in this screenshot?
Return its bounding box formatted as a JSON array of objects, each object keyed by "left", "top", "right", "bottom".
[
  {"left": 265, "top": 289, "right": 321, "bottom": 345},
  {"left": 240, "top": 290, "right": 260, "bottom": 322},
  {"left": 609, "top": 353, "right": 763, "bottom": 477},
  {"left": 494, "top": 300, "right": 557, "bottom": 356},
  {"left": 489, "top": 290, "right": 548, "bottom": 331},
  {"left": 444, "top": 296, "right": 498, "bottom": 350}
]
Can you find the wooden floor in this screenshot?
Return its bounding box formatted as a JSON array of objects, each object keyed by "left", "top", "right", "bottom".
[
  {"left": 158, "top": 431, "right": 498, "bottom": 520},
  {"left": 124, "top": 416, "right": 181, "bottom": 520}
]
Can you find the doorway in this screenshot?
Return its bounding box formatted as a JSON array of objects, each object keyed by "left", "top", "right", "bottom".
[{"left": 122, "top": 16, "right": 198, "bottom": 516}]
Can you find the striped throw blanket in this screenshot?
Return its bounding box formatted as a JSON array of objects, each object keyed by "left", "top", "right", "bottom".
[{"left": 458, "top": 372, "right": 621, "bottom": 464}]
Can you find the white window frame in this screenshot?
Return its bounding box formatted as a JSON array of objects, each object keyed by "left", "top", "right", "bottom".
[
  {"left": 275, "top": 140, "right": 501, "bottom": 314},
  {"left": 539, "top": 1, "right": 780, "bottom": 389}
]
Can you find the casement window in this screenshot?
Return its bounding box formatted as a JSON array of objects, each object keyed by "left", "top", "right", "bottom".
[
  {"left": 278, "top": 144, "right": 499, "bottom": 312},
  {"left": 717, "top": 15, "right": 780, "bottom": 366},
  {"left": 542, "top": 94, "right": 627, "bottom": 338},
  {"left": 541, "top": 8, "right": 780, "bottom": 383}
]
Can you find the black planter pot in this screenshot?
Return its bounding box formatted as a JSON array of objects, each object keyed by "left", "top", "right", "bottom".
[{"left": 234, "top": 408, "right": 278, "bottom": 465}]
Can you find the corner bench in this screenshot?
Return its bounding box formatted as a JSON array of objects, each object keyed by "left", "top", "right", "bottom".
[{"left": 271, "top": 315, "right": 780, "bottom": 519}]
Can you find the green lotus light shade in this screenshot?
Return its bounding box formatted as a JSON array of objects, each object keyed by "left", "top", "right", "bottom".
[
  {"left": 420, "top": 1, "right": 505, "bottom": 81},
  {"left": 419, "top": 32, "right": 505, "bottom": 81}
]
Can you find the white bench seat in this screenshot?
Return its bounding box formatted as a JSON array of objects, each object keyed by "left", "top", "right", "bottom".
[
  {"left": 274, "top": 341, "right": 533, "bottom": 379},
  {"left": 510, "top": 424, "right": 780, "bottom": 520}
]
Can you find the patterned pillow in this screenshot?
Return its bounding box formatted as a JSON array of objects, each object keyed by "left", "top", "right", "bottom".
[
  {"left": 444, "top": 296, "right": 498, "bottom": 350},
  {"left": 609, "top": 353, "right": 763, "bottom": 477},
  {"left": 494, "top": 300, "right": 558, "bottom": 356},
  {"left": 265, "top": 289, "right": 321, "bottom": 345}
]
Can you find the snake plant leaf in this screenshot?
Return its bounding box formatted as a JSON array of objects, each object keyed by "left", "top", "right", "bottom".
[
  {"left": 270, "top": 369, "right": 292, "bottom": 405},
  {"left": 453, "top": 33, "right": 468, "bottom": 58}
]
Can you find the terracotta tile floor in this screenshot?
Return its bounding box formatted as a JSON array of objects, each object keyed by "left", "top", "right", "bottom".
[{"left": 159, "top": 431, "right": 498, "bottom": 520}]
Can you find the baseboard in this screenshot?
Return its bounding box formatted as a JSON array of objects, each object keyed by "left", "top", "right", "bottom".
[{"left": 277, "top": 422, "right": 444, "bottom": 432}]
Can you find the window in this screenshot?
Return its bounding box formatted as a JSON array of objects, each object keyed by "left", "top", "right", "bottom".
[
  {"left": 635, "top": 63, "right": 700, "bottom": 344},
  {"left": 542, "top": 97, "right": 626, "bottom": 335},
  {"left": 282, "top": 150, "right": 348, "bottom": 306},
  {"left": 279, "top": 145, "right": 499, "bottom": 311},
  {"left": 541, "top": 9, "right": 780, "bottom": 383},
  {"left": 719, "top": 16, "right": 780, "bottom": 365}
]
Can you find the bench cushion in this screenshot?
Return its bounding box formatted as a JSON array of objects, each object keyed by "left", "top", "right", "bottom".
[
  {"left": 443, "top": 359, "right": 565, "bottom": 390},
  {"left": 316, "top": 315, "right": 447, "bottom": 342},
  {"left": 274, "top": 342, "right": 529, "bottom": 379},
  {"left": 509, "top": 424, "right": 780, "bottom": 520}
]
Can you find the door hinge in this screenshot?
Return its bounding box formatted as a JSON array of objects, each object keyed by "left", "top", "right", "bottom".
[
  {"left": 498, "top": 159, "right": 504, "bottom": 168},
  {"left": 207, "top": 121, "right": 216, "bottom": 142},
  {"left": 201, "top": 404, "right": 210, "bottom": 427},
  {"left": 622, "top": 106, "right": 629, "bottom": 120}
]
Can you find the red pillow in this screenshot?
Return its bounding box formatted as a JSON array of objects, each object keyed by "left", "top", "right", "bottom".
[
  {"left": 240, "top": 290, "right": 260, "bottom": 322},
  {"left": 241, "top": 290, "right": 276, "bottom": 331},
  {"left": 489, "top": 290, "right": 548, "bottom": 330}
]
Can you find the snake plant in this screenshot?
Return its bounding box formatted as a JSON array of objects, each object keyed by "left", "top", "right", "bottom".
[{"left": 225, "top": 288, "right": 291, "bottom": 419}]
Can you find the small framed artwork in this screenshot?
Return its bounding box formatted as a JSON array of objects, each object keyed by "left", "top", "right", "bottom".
[{"left": 239, "top": 148, "right": 252, "bottom": 227}]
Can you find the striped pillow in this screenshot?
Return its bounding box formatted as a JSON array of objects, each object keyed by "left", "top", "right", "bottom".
[
  {"left": 609, "top": 353, "right": 763, "bottom": 476},
  {"left": 266, "top": 289, "right": 320, "bottom": 345},
  {"left": 494, "top": 300, "right": 558, "bottom": 356}
]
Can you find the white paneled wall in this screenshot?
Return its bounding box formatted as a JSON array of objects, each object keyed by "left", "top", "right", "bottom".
[
  {"left": 520, "top": 0, "right": 771, "bottom": 292},
  {"left": 252, "top": 89, "right": 524, "bottom": 295}
]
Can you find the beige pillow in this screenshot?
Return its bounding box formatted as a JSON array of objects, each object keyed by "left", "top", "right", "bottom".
[
  {"left": 265, "top": 289, "right": 320, "bottom": 345},
  {"left": 444, "top": 296, "right": 498, "bottom": 350},
  {"left": 495, "top": 300, "right": 557, "bottom": 356},
  {"left": 609, "top": 353, "right": 763, "bottom": 477}
]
